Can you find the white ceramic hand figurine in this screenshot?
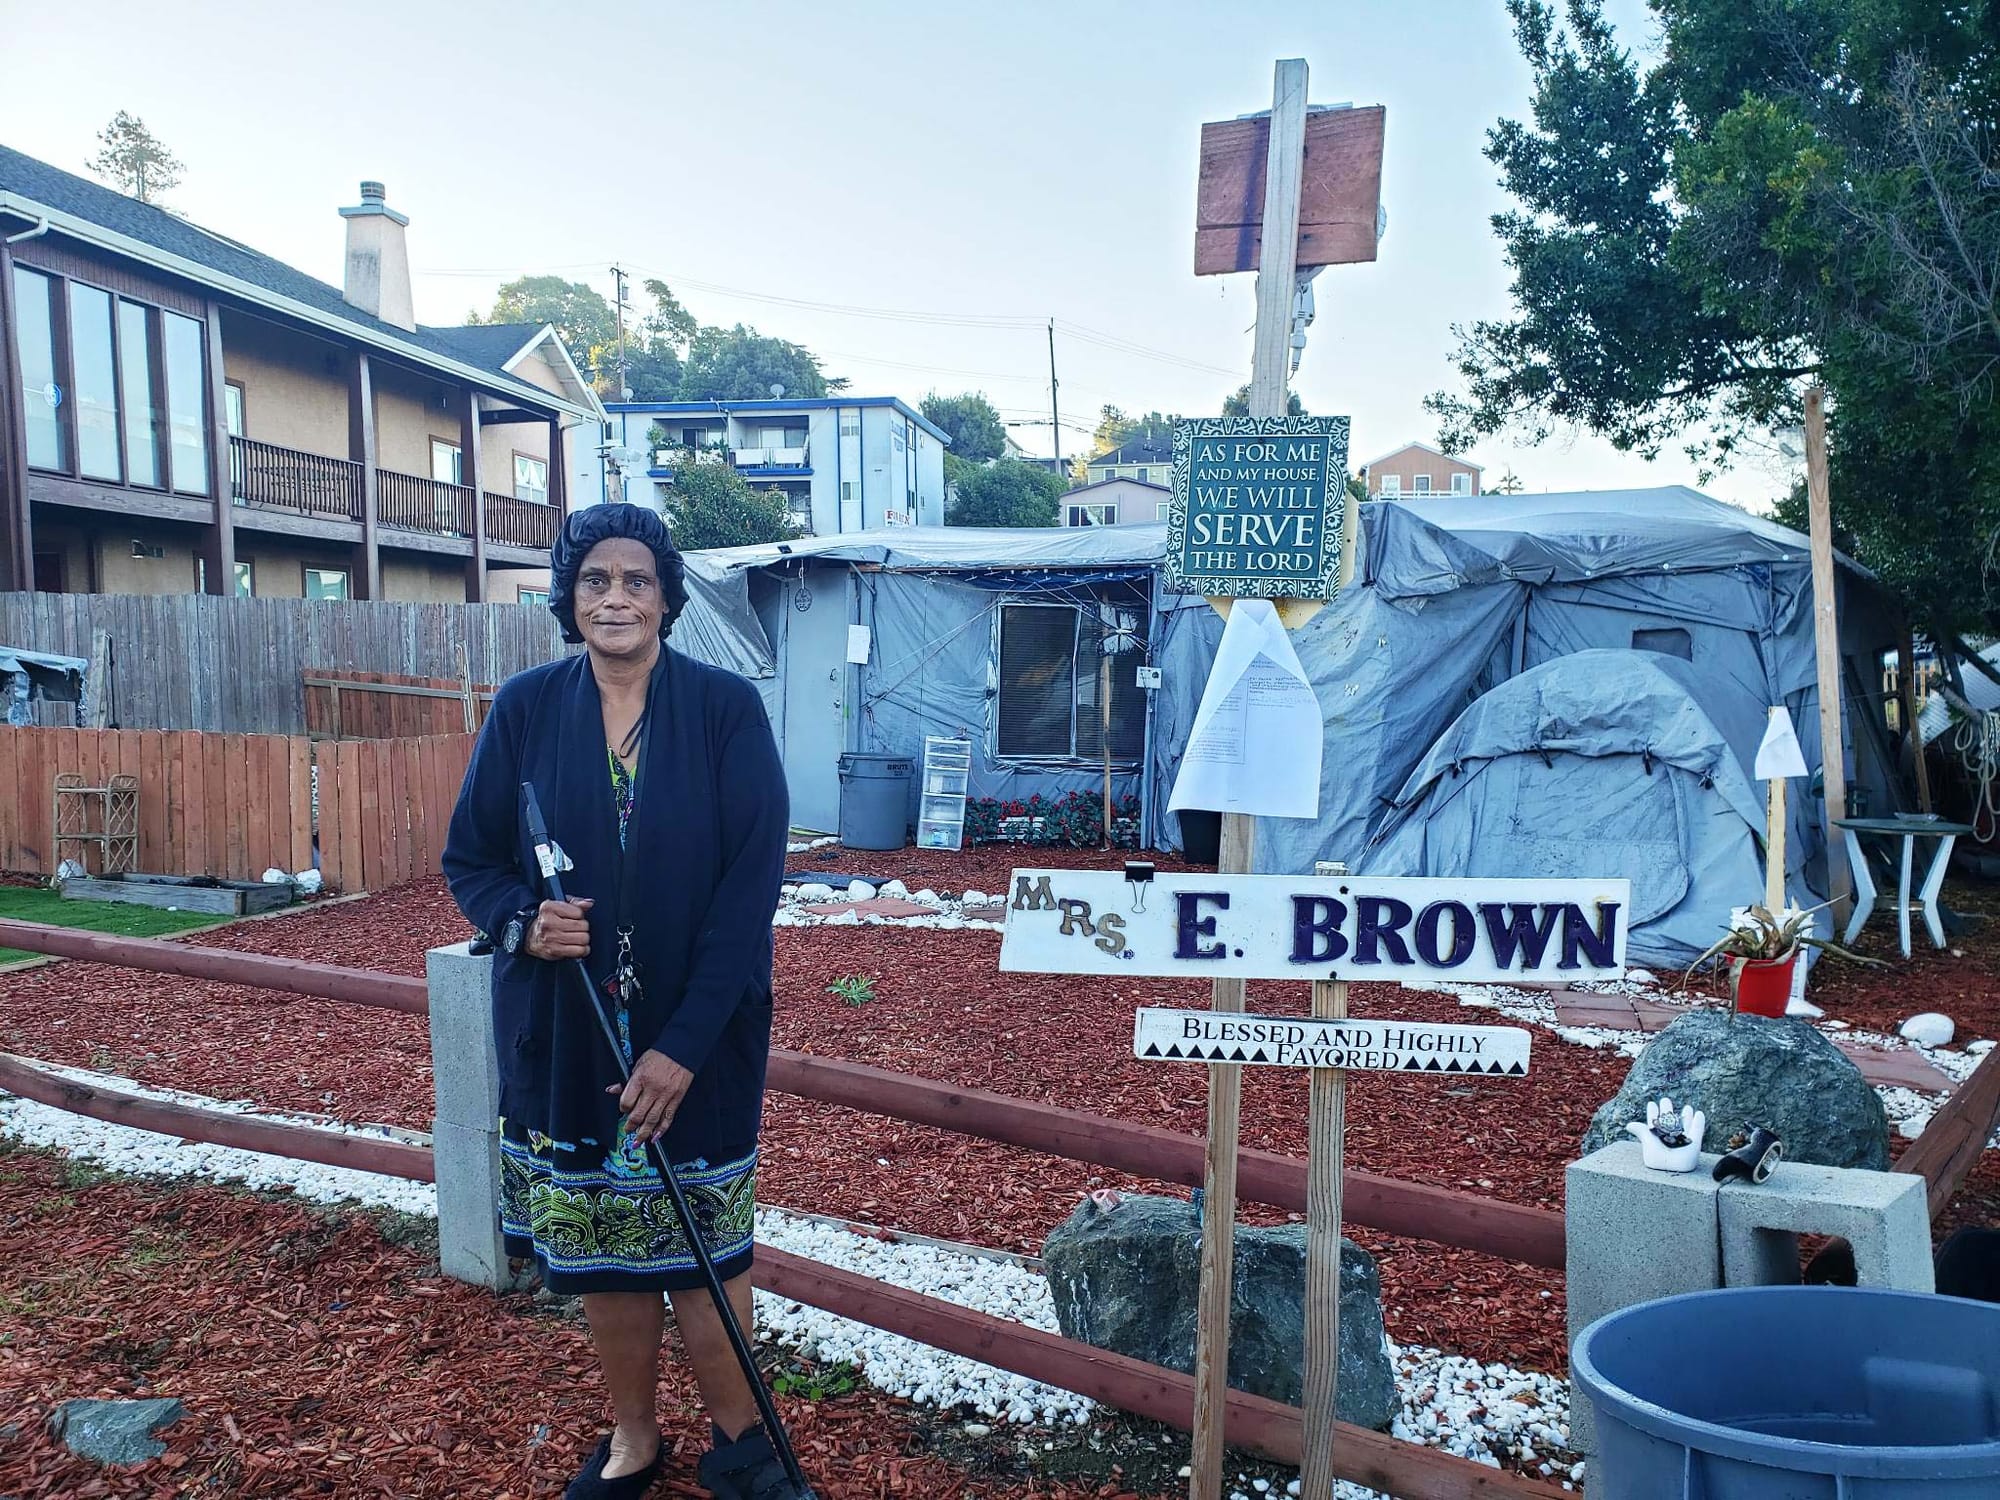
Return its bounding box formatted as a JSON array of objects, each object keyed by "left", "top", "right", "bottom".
[{"left": 1626, "top": 1095, "right": 1707, "bottom": 1172}]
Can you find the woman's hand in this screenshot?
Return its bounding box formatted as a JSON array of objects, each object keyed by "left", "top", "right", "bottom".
[
  {"left": 525, "top": 897, "right": 593, "bottom": 960},
  {"left": 612, "top": 1049, "right": 694, "bottom": 1142}
]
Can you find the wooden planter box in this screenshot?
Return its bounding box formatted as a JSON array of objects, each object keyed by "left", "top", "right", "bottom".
[{"left": 60, "top": 873, "right": 294, "bottom": 916}]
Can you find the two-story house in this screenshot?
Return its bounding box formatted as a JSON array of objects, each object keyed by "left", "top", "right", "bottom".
[
  {"left": 1059, "top": 475, "right": 1169, "bottom": 527},
  {"left": 1359, "top": 441, "right": 1482, "bottom": 500},
  {"left": 602, "top": 398, "right": 948, "bottom": 534},
  {"left": 1085, "top": 431, "right": 1173, "bottom": 488},
  {"left": 0, "top": 144, "right": 602, "bottom": 604}
]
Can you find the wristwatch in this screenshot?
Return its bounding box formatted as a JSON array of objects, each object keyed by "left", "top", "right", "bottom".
[{"left": 501, "top": 903, "right": 540, "bottom": 955}]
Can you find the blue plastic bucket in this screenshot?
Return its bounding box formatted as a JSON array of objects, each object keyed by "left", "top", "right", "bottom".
[{"left": 1572, "top": 1286, "right": 2000, "bottom": 1498}]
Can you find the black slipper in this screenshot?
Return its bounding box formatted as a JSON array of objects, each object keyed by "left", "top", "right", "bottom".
[
  {"left": 564, "top": 1434, "right": 664, "bottom": 1500},
  {"left": 697, "top": 1425, "right": 812, "bottom": 1499}
]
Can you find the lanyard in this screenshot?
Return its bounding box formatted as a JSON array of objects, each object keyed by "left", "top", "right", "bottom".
[{"left": 608, "top": 649, "right": 667, "bottom": 1006}]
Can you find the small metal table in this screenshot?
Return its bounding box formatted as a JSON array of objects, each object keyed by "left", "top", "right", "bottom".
[{"left": 1836, "top": 816, "right": 1972, "bottom": 958}]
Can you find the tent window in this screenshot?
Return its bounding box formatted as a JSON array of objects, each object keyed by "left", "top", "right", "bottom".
[
  {"left": 1634, "top": 627, "right": 1693, "bottom": 661},
  {"left": 996, "top": 603, "right": 1145, "bottom": 762}
]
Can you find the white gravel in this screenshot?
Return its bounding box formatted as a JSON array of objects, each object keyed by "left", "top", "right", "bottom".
[{"left": 773, "top": 883, "right": 1003, "bottom": 932}]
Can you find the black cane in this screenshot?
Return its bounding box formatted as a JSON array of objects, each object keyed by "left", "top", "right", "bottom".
[{"left": 520, "top": 782, "right": 814, "bottom": 1497}]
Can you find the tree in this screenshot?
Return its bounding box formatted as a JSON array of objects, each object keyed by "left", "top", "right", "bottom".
[
  {"left": 947, "top": 459, "right": 1064, "bottom": 527},
  {"left": 89, "top": 112, "right": 183, "bottom": 204},
  {"left": 678, "top": 324, "right": 836, "bottom": 401},
  {"left": 1426, "top": 0, "right": 2000, "bottom": 632},
  {"left": 656, "top": 455, "right": 801, "bottom": 550},
  {"left": 640, "top": 278, "right": 698, "bottom": 352},
  {"left": 920, "top": 392, "right": 1007, "bottom": 462},
  {"left": 1093, "top": 405, "right": 1135, "bottom": 454},
  {"left": 1494, "top": 467, "right": 1525, "bottom": 494},
  {"left": 478, "top": 276, "right": 619, "bottom": 369},
  {"left": 1221, "top": 385, "right": 1305, "bottom": 418}
]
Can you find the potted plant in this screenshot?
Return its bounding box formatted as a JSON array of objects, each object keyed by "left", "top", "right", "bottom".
[{"left": 1684, "top": 903, "right": 1882, "bottom": 1017}]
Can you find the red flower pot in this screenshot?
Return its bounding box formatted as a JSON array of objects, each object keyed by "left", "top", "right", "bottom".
[{"left": 1731, "top": 951, "right": 1798, "bottom": 1017}]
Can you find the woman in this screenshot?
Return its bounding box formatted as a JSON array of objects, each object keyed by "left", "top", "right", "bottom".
[{"left": 443, "top": 503, "right": 802, "bottom": 1500}]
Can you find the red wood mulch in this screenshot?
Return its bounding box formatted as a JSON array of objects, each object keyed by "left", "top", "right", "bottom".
[
  {"left": 0, "top": 878, "right": 1630, "bottom": 1370},
  {"left": 786, "top": 843, "right": 1202, "bottom": 897},
  {"left": 1786, "top": 878, "right": 2000, "bottom": 1043},
  {"left": 0, "top": 1150, "right": 1138, "bottom": 1500}
]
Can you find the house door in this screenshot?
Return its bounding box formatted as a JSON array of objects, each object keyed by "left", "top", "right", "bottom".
[
  {"left": 778, "top": 567, "right": 847, "bottom": 833},
  {"left": 32, "top": 552, "right": 65, "bottom": 593}
]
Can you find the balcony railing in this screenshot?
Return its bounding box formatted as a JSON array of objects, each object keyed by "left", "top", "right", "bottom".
[
  {"left": 230, "top": 436, "right": 363, "bottom": 521},
  {"left": 484, "top": 491, "right": 560, "bottom": 550},
  {"left": 225, "top": 438, "right": 555, "bottom": 551},
  {"left": 379, "top": 468, "right": 475, "bottom": 539}
]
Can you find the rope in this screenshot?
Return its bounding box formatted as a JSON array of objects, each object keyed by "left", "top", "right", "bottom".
[{"left": 1948, "top": 707, "right": 2000, "bottom": 842}]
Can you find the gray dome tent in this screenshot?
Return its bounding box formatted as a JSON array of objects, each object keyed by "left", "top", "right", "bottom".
[{"left": 1364, "top": 650, "right": 1771, "bottom": 966}]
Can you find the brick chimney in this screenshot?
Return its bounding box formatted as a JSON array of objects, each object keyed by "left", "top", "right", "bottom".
[{"left": 339, "top": 181, "right": 415, "bottom": 331}]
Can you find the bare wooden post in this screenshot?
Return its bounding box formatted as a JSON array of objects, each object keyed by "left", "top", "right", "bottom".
[
  {"left": 457, "top": 645, "right": 476, "bottom": 735},
  {"left": 1765, "top": 706, "right": 1788, "bottom": 915},
  {"left": 86, "top": 628, "right": 112, "bottom": 729},
  {"left": 1804, "top": 386, "right": 1852, "bottom": 920},
  {"left": 1189, "top": 55, "right": 1309, "bottom": 1500},
  {"left": 1101, "top": 645, "right": 1114, "bottom": 849},
  {"left": 1301, "top": 860, "right": 1349, "bottom": 1498}
]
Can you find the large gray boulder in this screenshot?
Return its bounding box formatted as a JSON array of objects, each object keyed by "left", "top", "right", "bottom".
[
  {"left": 1582, "top": 1011, "right": 1890, "bottom": 1169},
  {"left": 1042, "top": 1192, "right": 1396, "bottom": 1430},
  {"left": 47, "top": 1397, "right": 184, "bottom": 1466}
]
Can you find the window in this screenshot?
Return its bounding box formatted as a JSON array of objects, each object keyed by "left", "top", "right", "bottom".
[
  {"left": 1633, "top": 627, "right": 1693, "bottom": 661},
  {"left": 1412, "top": 474, "right": 1432, "bottom": 495},
  {"left": 121, "top": 301, "right": 162, "bottom": 486},
  {"left": 1451, "top": 472, "right": 1472, "bottom": 495},
  {"left": 1134, "top": 467, "right": 1149, "bottom": 484},
  {"left": 840, "top": 417, "right": 859, "bottom": 437},
  {"left": 14, "top": 267, "right": 66, "bottom": 471},
  {"left": 518, "top": 586, "right": 549, "bottom": 608},
  {"left": 1066, "top": 502, "right": 1117, "bottom": 527},
  {"left": 304, "top": 567, "right": 349, "bottom": 601},
  {"left": 1378, "top": 474, "right": 1401, "bottom": 496},
  {"left": 995, "top": 602, "right": 1145, "bottom": 762},
  {"left": 841, "top": 480, "right": 854, "bottom": 505},
  {"left": 514, "top": 453, "right": 549, "bottom": 504},
  {"left": 68, "top": 284, "right": 120, "bottom": 480},
  {"left": 224, "top": 381, "right": 245, "bottom": 439},
  {"left": 162, "top": 311, "right": 208, "bottom": 494},
  {"left": 431, "top": 439, "right": 462, "bottom": 485},
  {"left": 1156, "top": 500, "right": 1172, "bottom": 521},
  {"left": 233, "top": 561, "right": 253, "bottom": 598}
]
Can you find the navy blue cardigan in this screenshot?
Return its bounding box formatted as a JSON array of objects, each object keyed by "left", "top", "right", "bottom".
[{"left": 442, "top": 649, "right": 789, "bottom": 1162}]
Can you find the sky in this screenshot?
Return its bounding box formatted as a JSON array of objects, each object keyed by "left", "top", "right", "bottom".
[{"left": 1, "top": 0, "right": 1802, "bottom": 506}]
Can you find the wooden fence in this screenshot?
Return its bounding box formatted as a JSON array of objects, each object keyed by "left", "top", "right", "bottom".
[
  {"left": 0, "top": 592, "right": 562, "bottom": 733},
  {"left": 303, "top": 669, "right": 497, "bottom": 740},
  {"left": 0, "top": 726, "right": 474, "bottom": 893}
]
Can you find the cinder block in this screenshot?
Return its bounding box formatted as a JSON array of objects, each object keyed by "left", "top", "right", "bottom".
[
  {"left": 433, "top": 1119, "right": 512, "bottom": 1289},
  {"left": 427, "top": 943, "right": 513, "bottom": 1290},
  {"left": 1565, "top": 1141, "right": 1725, "bottom": 1457},
  {"left": 427, "top": 943, "right": 498, "bottom": 1132},
  {"left": 1717, "top": 1161, "right": 1933, "bottom": 1293}
]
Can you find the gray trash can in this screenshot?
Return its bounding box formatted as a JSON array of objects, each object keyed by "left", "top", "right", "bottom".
[
  {"left": 837, "top": 753, "right": 915, "bottom": 851},
  {"left": 1573, "top": 1286, "right": 2000, "bottom": 1498}
]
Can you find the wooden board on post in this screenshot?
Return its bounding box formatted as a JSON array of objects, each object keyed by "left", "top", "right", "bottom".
[{"left": 1804, "top": 385, "right": 1852, "bottom": 922}]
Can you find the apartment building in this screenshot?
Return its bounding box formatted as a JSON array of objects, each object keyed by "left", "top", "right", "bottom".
[
  {"left": 603, "top": 397, "right": 948, "bottom": 534},
  {"left": 0, "top": 144, "right": 602, "bottom": 604}
]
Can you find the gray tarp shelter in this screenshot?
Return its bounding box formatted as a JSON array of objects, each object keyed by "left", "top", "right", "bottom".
[
  {"left": 665, "top": 489, "right": 1903, "bottom": 938},
  {"left": 0, "top": 645, "right": 87, "bottom": 726},
  {"left": 1249, "top": 488, "right": 1903, "bottom": 964}
]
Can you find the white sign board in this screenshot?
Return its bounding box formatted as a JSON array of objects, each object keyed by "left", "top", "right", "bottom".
[
  {"left": 998, "top": 870, "right": 1630, "bottom": 984},
  {"left": 1167, "top": 599, "right": 1323, "bottom": 820},
  {"left": 1755, "top": 706, "right": 1807, "bottom": 780},
  {"left": 1134, "top": 1008, "right": 1532, "bottom": 1075}
]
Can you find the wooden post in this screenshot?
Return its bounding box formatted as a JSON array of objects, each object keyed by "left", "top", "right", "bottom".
[
  {"left": 1804, "top": 385, "right": 1852, "bottom": 920},
  {"left": 1101, "top": 644, "right": 1114, "bottom": 849},
  {"left": 464, "top": 391, "right": 488, "bottom": 603},
  {"left": 1301, "top": 860, "right": 1349, "bottom": 1499},
  {"left": 200, "top": 300, "right": 236, "bottom": 594},
  {"left": 349, "top": 351, "right": 381, "bottom": 601},
  {"left": 1898, "top": 629, "right": 1932, "bottom": 814},
  {"left": 86, "top": 629, "right": 112, "bottom": 730},
  {"left": 0, "top": 233, "right": 34, "bottom": 593},
  {"left": 1189, "top": 55, "right": 1308, "bottom": 1500},
  {"left": 1765, "top": 711, "right": 1788, "bottom": 915},
  {"left": 457, "top": 645, "right": 476, "bottom": 735}
]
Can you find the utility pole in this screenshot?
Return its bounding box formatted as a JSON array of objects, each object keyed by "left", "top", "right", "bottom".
[
  {"left": 1048, "top": 319, "right": 1063, "bottom": 479},
  {"left": 611, "top": 264, "right": 631, "bottom": 399}
]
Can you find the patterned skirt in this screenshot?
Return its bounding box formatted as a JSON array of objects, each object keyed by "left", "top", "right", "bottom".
[{"left": 499, "top": 1117, "right": 757, "bottom": 1294}]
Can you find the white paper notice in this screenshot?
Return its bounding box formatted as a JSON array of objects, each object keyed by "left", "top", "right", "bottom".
[
  {"left": 845, "top": 625, "right": 872, "bottom": 665},
  {"left": 1755, "top": 706, "right": 1807, "bottom": 780},
  {"left": 1167, "top": 598, "right": 1323, "bottom": 818}
]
